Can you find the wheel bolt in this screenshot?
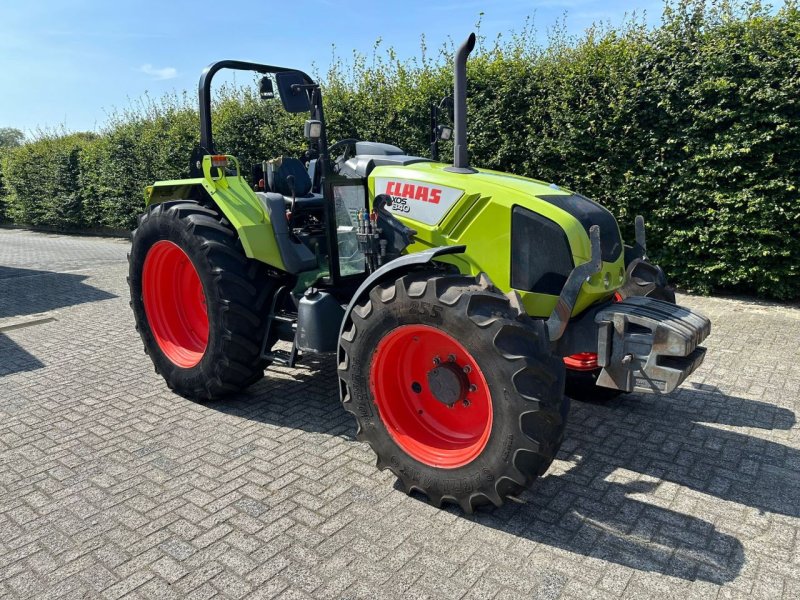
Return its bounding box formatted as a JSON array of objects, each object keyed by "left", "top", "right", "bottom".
[
  {"left": 447, "top": 354, "right": 456, "bottom": 363},
  {"left": 469, "top": 384, "right": 477, "bottom": 393},
  {"left": 462, "top": 399, "right": 470, "bottom": 407},
  {"left": 463, "top": 365, "right": 471, "bottom": 374},
  {"left": 433, "top": 356, "right": 440, "bottom": 365}
]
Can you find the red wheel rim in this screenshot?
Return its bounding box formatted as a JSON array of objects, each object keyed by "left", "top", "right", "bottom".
[
  {"left": 142, "top": 241, "right": 209, "bottom": 368},
  {"left": 369, "top": 324, "right": 492, "bottom": 469},
  {"left": 564, "top": 293, "right": 620, "bottom": 371},
  {"left": 563, "top": 352, "right": 598, "bottom": 371}
]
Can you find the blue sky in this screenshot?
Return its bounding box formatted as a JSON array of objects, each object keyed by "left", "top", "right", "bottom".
[{"left": 0, "top": 0, "right": 663, "bottom": 135}]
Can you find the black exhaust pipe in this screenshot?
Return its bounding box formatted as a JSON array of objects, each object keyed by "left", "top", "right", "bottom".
[{"left": 446, "top": 33, "right": 477, "bottom": 174}]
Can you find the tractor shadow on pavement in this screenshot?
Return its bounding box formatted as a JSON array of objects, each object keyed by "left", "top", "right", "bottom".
[
  {"left": 213, "top": 356, "right": 798, "bottom": 584},
  {"left": 0, "top": 266, "right": 117, "bottom": 320},
  {"left": 0, "top": 266, "right": 116, "bottom": 376},
  {"left": 453, "top": 386, "right": 796, "bottom": 584},
  {"left": 0, "top": 333, "right": 45, "bottom": 377},
  {"left": 209, "top": 353, "right": 357, "bottom": 440}
]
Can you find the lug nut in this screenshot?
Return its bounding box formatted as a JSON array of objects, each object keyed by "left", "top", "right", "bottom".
[
  {"left": 463, "top": 365, "right": 472, "bottom": 374},
  {"left": 447, "top": 354, "right": 456, "bottom": 363},
  {"left": 462, "top": 399, "right": 470, "bottom": 407},
  {"left": 433, "top": 356, "right": 441, "bottom": 366},
  {"left": 469, "top": 384, "right": 477, "bottom": 393}
]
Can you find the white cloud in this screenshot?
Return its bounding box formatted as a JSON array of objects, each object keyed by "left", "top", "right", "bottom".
[{"left": 138, "top": 63, "right": 177, "bottom": 80}]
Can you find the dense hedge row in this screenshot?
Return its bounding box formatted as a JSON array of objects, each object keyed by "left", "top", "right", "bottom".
[{"left": 1, "top": 1, "right": 798, "bottom": 299}]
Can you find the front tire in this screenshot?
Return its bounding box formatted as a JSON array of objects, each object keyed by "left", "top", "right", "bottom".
[
  {"left": 129, "top": 201, "right": 278, "bottom": 400},
  {"left": 338, "top": 271, "right": 568, "bottom": 512}
]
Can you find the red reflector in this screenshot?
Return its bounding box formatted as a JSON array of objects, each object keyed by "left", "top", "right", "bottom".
[
  {"left": 210, "top": 155, "right": 228, "bottom": 168},
  {"left": 564, "top": 352, "right": 598, "bottom": 371}
]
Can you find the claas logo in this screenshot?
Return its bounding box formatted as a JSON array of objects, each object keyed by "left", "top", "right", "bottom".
[{"left": 385, "top": 181, "right": 442, "bottom": 204}]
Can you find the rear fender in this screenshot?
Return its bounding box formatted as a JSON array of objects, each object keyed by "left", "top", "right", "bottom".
[{"left": 145, "top": 155, "right": 286, "bottom": 271}]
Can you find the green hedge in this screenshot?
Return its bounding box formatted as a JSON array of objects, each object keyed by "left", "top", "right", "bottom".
[
  {"left": 2, "top": 132, "right": 97, "bottom": 228},
  {"left": 2, "top": 0, "right": 798, "bottom": 299}
]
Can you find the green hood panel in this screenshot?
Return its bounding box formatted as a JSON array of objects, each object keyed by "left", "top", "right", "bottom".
[{"left": 368, "top": 162, "right": 625, "bottom": 318}]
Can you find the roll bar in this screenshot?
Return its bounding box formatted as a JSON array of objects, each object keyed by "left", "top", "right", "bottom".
[{"left": 198, "top": 60, "right": 316, "bottom": 152}]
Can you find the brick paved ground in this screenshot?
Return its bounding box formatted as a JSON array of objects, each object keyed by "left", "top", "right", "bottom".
[{"left": 1, "top": 227, "right": 799, "bottom": 600}]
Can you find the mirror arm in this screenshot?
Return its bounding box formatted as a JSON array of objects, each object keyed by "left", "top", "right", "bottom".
[{"left": 430, "top": 102, "right": 439, "bottom": 161}]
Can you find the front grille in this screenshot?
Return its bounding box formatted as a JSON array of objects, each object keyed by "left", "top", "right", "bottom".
[{"left": 511, "top": 206, "right": 574, "bottom": 295}]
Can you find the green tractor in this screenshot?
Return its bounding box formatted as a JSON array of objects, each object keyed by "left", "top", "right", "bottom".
[{"left": 129, "top": 34, "right": 710, "bottom": 512}]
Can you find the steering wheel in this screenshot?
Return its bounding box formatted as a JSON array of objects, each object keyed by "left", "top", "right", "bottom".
[{"left": 328, "top": 138, "right": 360, "bottom": 163}]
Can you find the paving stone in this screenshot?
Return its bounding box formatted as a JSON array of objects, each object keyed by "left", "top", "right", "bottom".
[{"left": 1, "top": 229, "right": 800, "bottom": 599}]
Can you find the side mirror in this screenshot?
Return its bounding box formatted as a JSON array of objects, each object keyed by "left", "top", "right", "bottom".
[
  {"left": 259, "top": 76, "right": 274, "bottom": 100},
  {"left": 275, "top": 71, "right": 311, "bottom": 113}
]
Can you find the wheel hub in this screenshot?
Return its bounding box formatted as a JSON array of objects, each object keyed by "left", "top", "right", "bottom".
[{"left": 427, "top": 363, "right": 469, "bottom": 407}]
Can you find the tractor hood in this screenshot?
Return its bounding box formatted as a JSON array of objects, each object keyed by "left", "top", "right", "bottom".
[
  {"left": 368, "top": 161, "right": 621, "bottom": 262},
  {"left": 367, "top": 160, "right": 627, "bottom": 318}
]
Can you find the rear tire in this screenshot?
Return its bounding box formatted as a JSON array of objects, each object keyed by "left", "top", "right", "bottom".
[
  {"left": 338, "top": 271, "right": 568, "bottom": 512},
  {"left": 128, "top": 200, "right": 279, "bottom": 400}
]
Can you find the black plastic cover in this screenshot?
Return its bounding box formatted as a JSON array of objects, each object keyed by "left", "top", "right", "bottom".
[
  {"left": 256, "top": 192, "right": 317, "bottom": 273},
  {"left": 355, "top": 141, "right": 404, "bottom": 156},
  {"left": 511, "top": 206, "right": 574, "bottom": 295},
  {"left": 536, "top": 194, "right": 622, "bottom": 262},
  {"left": 297, "top": 291, "right": 344, "bottom": 353}
]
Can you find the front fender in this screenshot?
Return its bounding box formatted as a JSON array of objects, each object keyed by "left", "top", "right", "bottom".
[{"left": 337, "top": 245, "right": 466, "bottom": 400}]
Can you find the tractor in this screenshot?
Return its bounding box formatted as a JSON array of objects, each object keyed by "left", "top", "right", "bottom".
[{"left": 128, "top": 34, "right": 710, "bottom": 512}]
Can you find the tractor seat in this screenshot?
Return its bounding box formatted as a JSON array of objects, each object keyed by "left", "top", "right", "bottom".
[{"left": 270, "top": 156, "right": 325, "bottom": 210}]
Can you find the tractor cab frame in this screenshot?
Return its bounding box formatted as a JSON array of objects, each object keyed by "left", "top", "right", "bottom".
[{"left": 195, "top": 61, "right": 372, "bottom": 289}]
